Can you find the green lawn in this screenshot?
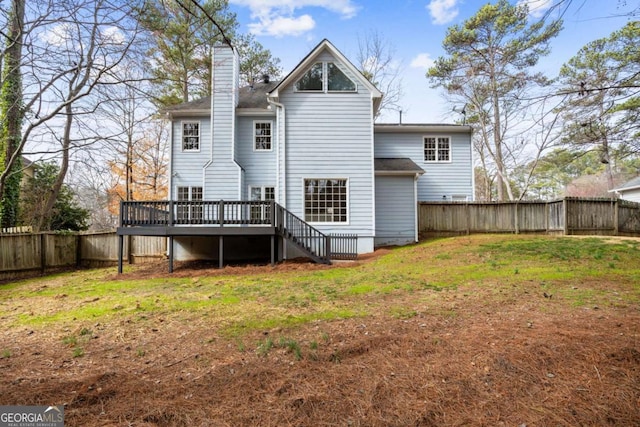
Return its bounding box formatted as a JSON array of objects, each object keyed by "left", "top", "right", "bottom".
[{"left": 2, "top": 234, "right": 638, "bottom": 336}]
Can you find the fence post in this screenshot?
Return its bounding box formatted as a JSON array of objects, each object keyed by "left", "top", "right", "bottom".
[
  {"left": 614, "top": 199, "right": 619, "bottom": 236},
  {"left": 563, "top": 198, "right": 569, "bottom": 235},
  {"left": 514, "top": 202, "right": 519, "bottom": 235},
  {"left": 545, "top": 201, "right": 549, "bottom": 234},
  {"left": 40, "top": 233, "right": 46, "bottom": 274},
  {"left": 76, "top": 233, "right": 82, "bottom": 268},
  {"left": 465, "top": 202, "right": 471, "bottom": 235}
]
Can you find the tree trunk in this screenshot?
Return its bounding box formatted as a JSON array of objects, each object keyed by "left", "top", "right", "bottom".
[
  {"left": 35, "top": 104, "right": 73, "bottom": 231},
  {"left": 0, "top": 0, "right": 26, "bottom": 228}
]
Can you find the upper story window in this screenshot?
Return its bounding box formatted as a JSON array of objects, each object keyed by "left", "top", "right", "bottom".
[
  {"left": 295, "top": 62, "right": 324, "bottom": 91},
  {"left": 254, "top": 121, "right": 272, "bottom": 151},
  {"left": 182, "top": 121, "right": 200, "bottom": 151},
  {"left": 295, "top": 62, "right": 356, "bottom": 93},
  {"left": 424, "top": 136, "right": 451, "bottom": 162},
  {"left": 327, "top": 63, "right": 356, "bottom": 91}
]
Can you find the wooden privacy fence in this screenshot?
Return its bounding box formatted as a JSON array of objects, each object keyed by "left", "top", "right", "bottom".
[
  {"left": 0, "top": 231, "right": 166, "bottom": 280},
  {"left": 419, "top": 197, "right": 640, "bottom": 237}
]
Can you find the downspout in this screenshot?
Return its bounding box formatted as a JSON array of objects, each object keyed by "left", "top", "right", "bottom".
[
  {"left": 232, "top": 48, "right": 242, "bottom": 199},
  {"left": 268, "top": 98, "right": 286, "bottom": 207},
  {"left": 167, "top": 113, "right": 174, "bottom": 200},
  {"left": 414, "top": 173, "right": 420, "bottom": 242}
]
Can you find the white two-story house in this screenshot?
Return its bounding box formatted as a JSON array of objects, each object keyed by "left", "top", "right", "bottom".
[{"left": 117, "top": 39, "right": 473, "bottom": 271}]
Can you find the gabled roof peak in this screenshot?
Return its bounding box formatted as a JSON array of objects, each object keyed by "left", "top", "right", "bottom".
[{"left": 267, "top": 38, "right": 382, "bottom": 106}]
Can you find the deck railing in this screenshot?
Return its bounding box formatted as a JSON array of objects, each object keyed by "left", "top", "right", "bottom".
[
  {"left": 274, "top": 204, "right": 330, "bottom": 263},
  {"left": 120, "top": 200, "right": 275, "bottom": 227},
  {"left": 328, "top": 233, "right": 358, "bottom": 261}
]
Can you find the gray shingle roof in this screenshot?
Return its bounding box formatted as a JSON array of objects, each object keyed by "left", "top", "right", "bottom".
[
  {"left": 375, "top": 158, "right": 425, "bottom": 175},
  {"left": 614, "top": 175, "right": 640, "bottom": 191},
  {"left": 238, "top": 80, "right": 280, "bottom": 109},
  {"left": 164, "top": 80, "right": 281, "bottom": 114}
]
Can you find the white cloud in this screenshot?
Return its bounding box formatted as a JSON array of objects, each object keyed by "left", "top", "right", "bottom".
[
  {"left": 427, "top": 0, "right": 459, "bottom": 25},
  {"left": 517, "top": 0, "right": 553, "bottom": 18},
  {"left": 40, "top": 23, "right": 74, "bottom": 46},
  {"left": 230, "top": 0, "right": 358, "bottom": 37},
  {"left": 249, "top": 14, "right": 316, "bottom": 37},
  {"left": 410, "top": 53, "right": 435, "bottom": 70},
  {"left": 100, "top": 26, "right": 125, "bottom": 45}
]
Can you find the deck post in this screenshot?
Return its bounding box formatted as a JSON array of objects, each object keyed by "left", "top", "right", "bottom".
[
  {"left": 219, "top": 200, "right": 224, "bottom": 227},
  {"left": 168, "top": 236, "right": 174, "bottom": 273},
  {"left": 271, "top": 235, "right": 275, "bottom": 266},
  {"left": 117, "top": 234, "right": 124, "bottom": 274},
  {"left": 325, "top": 235, "right": 331, "bottom": 262},
  {"left": 219, "top": 236, "right": 224, "bottom": 269}
]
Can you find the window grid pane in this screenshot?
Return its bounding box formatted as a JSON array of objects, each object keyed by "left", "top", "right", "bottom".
[
  {"left": 182, "top": 123, "right": 200, "bottom": 151},
  {"left": 438, "top": 137, "right": 450, "bottom": 161},
  {"left": 254, "top": 122, "right": 272, "bottom": 150},
  {"left": 304, "top": 179, "right": 347, "bottom": 223},
  {"left": 250, "top": 186, "right": 275, "bottom": 221},
  {"left": 424, "top": 136, "right": 450, "bottom": 162},
  {"left": 327, "top": 63, "right": 356, "bottom": 91},
  {"left": 295, "top": 62, "right": 323, "bottom": 91},
  {"left": 424, "top": 137, "right": 436, "bottom": 161}
]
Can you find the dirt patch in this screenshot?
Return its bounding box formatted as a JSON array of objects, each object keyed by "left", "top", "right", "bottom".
[
  {"left": 114, "top": 249, "right": 393, "bottom": 281},
  {"left": 1, "top": 295, "right": 639, "bottom": 426}
]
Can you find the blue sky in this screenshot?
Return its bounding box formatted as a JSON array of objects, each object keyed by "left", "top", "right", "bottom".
[{"left": 228, "top": 0, "right": 636, "bottom": 123}]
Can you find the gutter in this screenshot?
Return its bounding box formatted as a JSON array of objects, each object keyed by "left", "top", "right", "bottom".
[{"left": 268, "top": 98, "right": 286, "bottom": 207}]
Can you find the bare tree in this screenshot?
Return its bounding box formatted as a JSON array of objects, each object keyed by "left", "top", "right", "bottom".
[
  {"left": 356, "top": 30, "right": 403, "bottom": 120},
  {"left": 0, "top": 0, "right": 145, "bottom": 230}
]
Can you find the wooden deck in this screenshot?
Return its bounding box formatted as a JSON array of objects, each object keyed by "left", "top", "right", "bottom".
[{"left": 116, "top": 200, "right": 357, "bottom": 273}]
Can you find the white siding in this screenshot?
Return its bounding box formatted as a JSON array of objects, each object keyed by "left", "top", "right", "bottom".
[
  {"left": 279, "top": 50, "right": 375, "bottom": 246},
  {"left": 375, "top": 131, "right": 473, "bottom": 201},
  {"left": 170, "top": 118, "right": 210, "bottom": 198},
  {"left": 205, "top": 45, "right": 241, "bottom": 200},
  {"left": 620, "top": 190, "right": 640, "bottom": 203},
  {"left": 236, "top": 116, "right": 277, "bottom": 192},
  {"left": 375, "top": 175, "right": 416, "bottom": 246}
]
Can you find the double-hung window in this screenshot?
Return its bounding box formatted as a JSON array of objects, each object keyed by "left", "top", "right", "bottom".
[
  {"left": 182, "top": 122, "right": 200, "bottom": 151},
  {"left": 304, "top": 179, "right": 347, "bottom": 223},
  {"left": 254, "top": 121, "right": 272, "bottom": 151},
  {"left": 424, "top": 136, "right": 451, "bottom": 162},
  {"left": 176, "top": 186, "right": 203, "bottom": 223}
]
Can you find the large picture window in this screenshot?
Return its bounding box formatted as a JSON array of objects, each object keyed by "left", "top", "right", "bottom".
[
  {"left": 424, "top": 136, "right": 451, "bottom": 162},
  {"left": 254, "top": 121, "right": 272, "bottom": 151},
  {"left": 304, "top": 179, "right": 347, "bottom": 223},
  {"left": 182, "top": 122, "right": 200, "bottom": 151}
]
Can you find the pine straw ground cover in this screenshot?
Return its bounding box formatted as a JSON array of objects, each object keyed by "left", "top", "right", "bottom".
[{"left": 0, "top": 235, "right": 639, "bottom": 426}]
